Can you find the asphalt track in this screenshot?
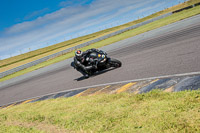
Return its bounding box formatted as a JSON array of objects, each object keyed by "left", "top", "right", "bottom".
[{"left": 0, "top": 15, "right": 200, "bottom": 106}]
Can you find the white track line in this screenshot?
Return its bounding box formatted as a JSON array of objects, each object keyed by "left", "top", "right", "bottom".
[{"left": 1, "top": 71, "right": 200, "bottom": 107}]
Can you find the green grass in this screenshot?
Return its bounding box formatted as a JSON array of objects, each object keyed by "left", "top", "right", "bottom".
[
  {"left": 0, "top": 125, "right": 41, "bottom": 133},
  {"left": 0, "top": 90, "right": 199, "bottom": 132},
  {"left": 1, "top": 5, "right": 200, "bottom": 82},
  {"left": 0, "top": 0, "right": 200, "bottom": 72}
]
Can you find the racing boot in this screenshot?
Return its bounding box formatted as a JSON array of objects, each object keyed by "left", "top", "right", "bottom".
[{"left": 84, "top": 73, "right": 89, "bottom": 78}]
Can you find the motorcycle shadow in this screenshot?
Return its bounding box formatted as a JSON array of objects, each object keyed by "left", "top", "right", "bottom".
[{"left": 74, "top": 67, "right": 117, "bottom": 81}]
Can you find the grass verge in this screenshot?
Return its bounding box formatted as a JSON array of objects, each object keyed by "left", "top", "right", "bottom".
[
  {"left": 0, "top": 90, "right": 199, "bottom": 132},
  {"left": 0, "top": 0, "right": 200, "bottom": 72},
  {"left": 1, "top": 5, "right": 200, "bottom": 82}
]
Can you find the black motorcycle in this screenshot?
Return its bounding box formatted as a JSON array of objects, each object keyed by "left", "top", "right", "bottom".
[{"left": 72, "top": 51, "right": 122, "bottom": 78}]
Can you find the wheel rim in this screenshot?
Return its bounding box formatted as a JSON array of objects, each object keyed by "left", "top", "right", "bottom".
[{"left": 114, "top": 63, "right": 120, "bottom": 67}]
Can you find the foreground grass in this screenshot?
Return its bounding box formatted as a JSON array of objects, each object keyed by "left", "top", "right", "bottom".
[
  {"left": 0, "top": 90, "right": 199, "bottom": 132},
  {"left": 0, "top": 0, "right": 200, "bottom": 72},
  {"left": 1, "top": 5, "right": 200, "bottom": 82}
]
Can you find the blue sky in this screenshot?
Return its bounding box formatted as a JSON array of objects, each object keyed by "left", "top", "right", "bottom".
[{"left": 0, "top": 0, "right": 186, "bottom": 59}]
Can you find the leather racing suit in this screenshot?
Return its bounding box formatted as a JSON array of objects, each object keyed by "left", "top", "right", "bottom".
[{"left": 73, "top": 48, "right": 106, "bottom": 76}]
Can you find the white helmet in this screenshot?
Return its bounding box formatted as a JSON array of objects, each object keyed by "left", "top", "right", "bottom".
[{"left": 75, "top": 50, "right": 83, "bottom": 60}]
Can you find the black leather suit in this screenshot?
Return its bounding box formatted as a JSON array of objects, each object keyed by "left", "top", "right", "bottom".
[{"left": 74, "top": 48, "right": 105, "bottom": 76}]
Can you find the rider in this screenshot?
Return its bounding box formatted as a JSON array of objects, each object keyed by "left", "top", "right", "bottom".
[{"left": 74, "top": 48, "right": 106, "bottom": 78}]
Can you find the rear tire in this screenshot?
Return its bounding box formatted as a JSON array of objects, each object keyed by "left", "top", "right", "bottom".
[{"left": 109, "top": 58, "right": 122, "bottom": 68}]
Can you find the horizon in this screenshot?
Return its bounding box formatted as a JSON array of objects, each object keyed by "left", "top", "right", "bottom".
[{"left": 0, "top": 0, "right": 187, "bottom": 60}]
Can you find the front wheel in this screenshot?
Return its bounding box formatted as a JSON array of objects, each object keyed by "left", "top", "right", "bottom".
[{"left": 108, "top": 58, "right": 122, "bottom": 68}]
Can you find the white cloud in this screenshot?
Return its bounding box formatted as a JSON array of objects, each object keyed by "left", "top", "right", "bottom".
[
  {"left": 0, "top": 0, "right": 169, "bottom": 59},
  {"left": 59, "top": 0, "right": 88, "bottom": 7},
  {"left": 24, "top": 8, "right": 50, "bottom": 20}
]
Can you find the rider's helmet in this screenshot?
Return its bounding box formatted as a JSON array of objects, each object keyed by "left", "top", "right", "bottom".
[{"left": 75, "top": 50, "right": 83, "bottom": 61}]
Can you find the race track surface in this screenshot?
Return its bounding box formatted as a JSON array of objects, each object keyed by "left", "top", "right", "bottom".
[{"left": 0, "top": 15, "right": 200, "bottom": 106}]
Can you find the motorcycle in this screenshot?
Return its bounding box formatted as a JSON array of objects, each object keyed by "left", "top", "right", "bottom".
[{"left": 72, "top": 51, "right": 122, "bottom": 78}]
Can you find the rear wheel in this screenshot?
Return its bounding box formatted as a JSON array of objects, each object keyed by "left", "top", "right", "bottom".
[{"left": 109, "top": 58, "right": 122, "bottom": 68}]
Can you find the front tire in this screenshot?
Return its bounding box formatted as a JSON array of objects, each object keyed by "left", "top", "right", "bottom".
[{"left": 108, "top": 58, "right": 122, "bottom": 68}]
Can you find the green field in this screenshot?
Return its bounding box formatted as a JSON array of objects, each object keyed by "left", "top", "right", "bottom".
[
  {"left": 1, "top": 4, "right": 200, "bottom": 82},
  {"left": 0, "top": 90, "right": 199, "bottom": 132},
  {"left": 0, "top": 0, "right": 200, "bottom": 73}
]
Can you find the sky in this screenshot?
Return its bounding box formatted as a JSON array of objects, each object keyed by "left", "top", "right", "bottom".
[{"left": 0, "top": 0, "right": 187, "bottom": 59}]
